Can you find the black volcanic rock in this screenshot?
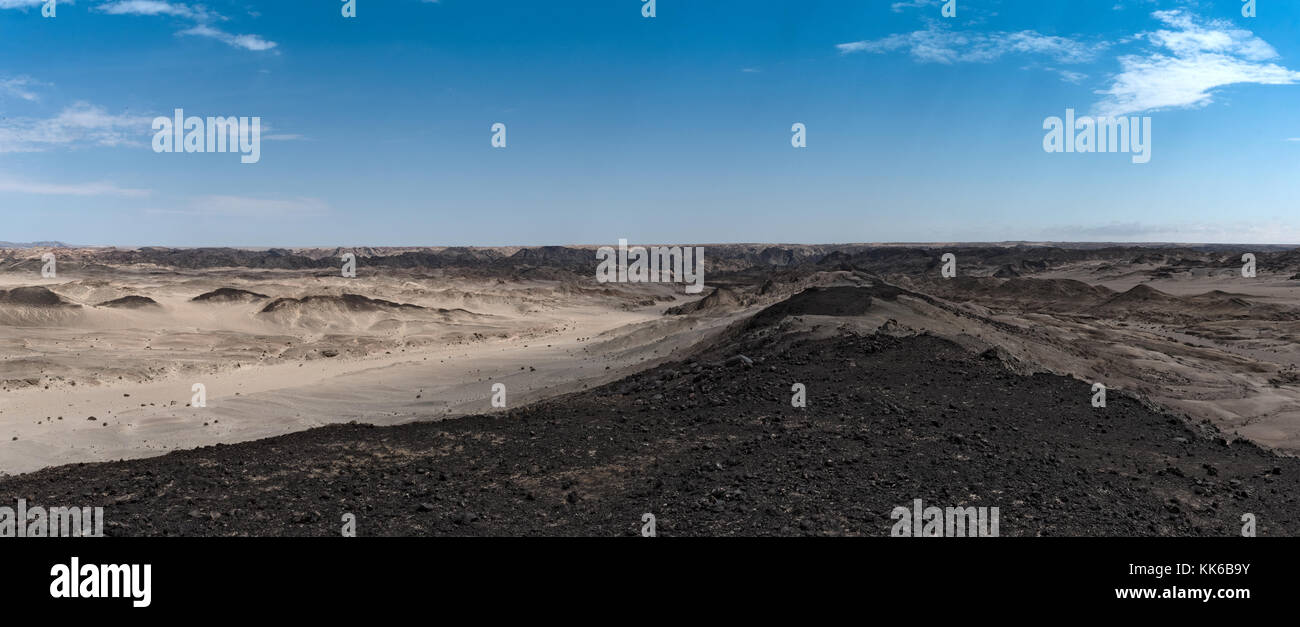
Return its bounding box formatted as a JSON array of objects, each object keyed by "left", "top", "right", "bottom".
[
  {"left": 191, "top": 288, "right": 270, "bottom": 303},
  {"left": 992, "top": 264, "right": 1021, "bottom": 278},
  {"left": 259, "top": 293, "right": 425, "bottom": 314},
  {"left": 3, "top": 331, "right": 1299, "bottom": 536},
  {"left": 0, "top": 286, "right": 78, "bottom": 307},
  {"left": 102, "top": 248, "right": 329, "bottom": 270},
  {"left": 96, "top": 295, "right": 161, "bottom": 309},
  {"left": 746, "top": 285, "right": 910, "bottom": 328},
  {"left": 665, "top": 287, "right": 744, "bottom": 315},
  {"left": 1093, "top": 284, "right": 1179, "bottom": 313}
]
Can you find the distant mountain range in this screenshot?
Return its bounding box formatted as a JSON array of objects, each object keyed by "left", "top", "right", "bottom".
[{"left": 0, "top": 241, "right": 68, "bottom": 248}]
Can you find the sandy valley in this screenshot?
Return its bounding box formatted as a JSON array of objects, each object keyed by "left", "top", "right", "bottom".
[{"left": 0, "top": 247, "right": 746, "bottom": 475}]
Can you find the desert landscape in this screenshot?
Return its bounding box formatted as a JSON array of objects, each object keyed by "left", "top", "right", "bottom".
[{"left": 2, "top": 242, "right": 1300, "bottom": 535}]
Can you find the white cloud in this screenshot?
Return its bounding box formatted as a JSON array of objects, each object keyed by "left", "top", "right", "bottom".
[
  {"left": 178, "top": 24, "right": 277, "bottom": 52},
  {"left": 0, "top": 178, "right": 150, "bottom": 197},
  {"left": 1042, "top": 221, "right": 1300, "bottom": 245},
  {"left": 0, "top": 0, "right": 71, "bottom": 8},
  {"left": 1053, "top": 69, "right": 1088, "bottom": 84},
  {"left": 0, "top": 77, "right": 41, "bottom": 101},
  {"left": 1093, "top": 10, "right": 1300, "bottom": 117},
  {"left": 94, "top": 1, "right": 278, "bottom": 52},
  {"left": 837, "top": 26, "right": 1106, "bottom": 65},
  {"left": 95, "top": 0, "right": 221, "bottom": 21},
  {"left": 838, "top": 10, "right": 1299, "bottom": 117},
  {"left": 890, "top": 0, "right": 943, "bottom": 12},
  {"left": 0, "top": 102, "right": 154, "bottom": 153}
]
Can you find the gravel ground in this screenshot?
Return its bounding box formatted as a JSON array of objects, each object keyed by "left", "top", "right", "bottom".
[{"left": 2, "top": 328, "right": 1297, "bottom": 537}]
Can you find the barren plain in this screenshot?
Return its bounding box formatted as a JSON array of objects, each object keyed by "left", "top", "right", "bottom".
[{"left": 3, "top": 243, "right": 1300, "bottom": 535}]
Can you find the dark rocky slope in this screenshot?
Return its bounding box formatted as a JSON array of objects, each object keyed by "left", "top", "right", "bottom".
[{"left": 1, "top": 331, "right": 1296, "bottom": 537}]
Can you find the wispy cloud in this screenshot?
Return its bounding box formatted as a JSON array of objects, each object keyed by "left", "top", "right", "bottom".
[
  {"left": 1094, "top": 10, "right": 1300, "bottom": 117},
  {"left": 0, "top": 178, "right": 151, "bottom": 197},
  {"left": 837, "top": 25, "right": 1106, "bottom": 66},
  {"left": 838, "top": 9, "right": 1300, "bottom": 115},
  {"left": 1053, "top": 69, "right": 1087, "bottom": 84},
  {"left": 0, "top": 76, "right": 42, "bottom": 101},
  {"left": 178, "top": 24, "right": 277, "bottom": 52},
  {"left": 0, "top": 0, "right": 72, "bottom": 9},
  {"left": 95, "top": 0, "right": 221, "bottom": 21},
  {"left": 0, "top": 102, "right": 154, "bottom": 153},
  {"left": 1042, "top": 220, "right": 1300, "bottom": 245},
  {"left": 94, "top": 0, "right": 278, "bottom": 52},
  {"left": 890, "top": 0, "right": 943, "bottom": 12}
]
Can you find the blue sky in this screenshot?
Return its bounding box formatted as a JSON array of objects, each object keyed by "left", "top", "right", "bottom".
[{"left": 1, "top": 0, "right": 1297, "bottom": 246}]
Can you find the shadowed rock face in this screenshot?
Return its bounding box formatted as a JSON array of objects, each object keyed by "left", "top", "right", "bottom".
[
  {"left": 96, "top": 295, "right": 161, "bottom": 309},
  {"left": 745, "top": 285, "right": 911, "bottom": 329},
  {"left": 992, "top": 264, "right": 1021, "bottom": 278},
  {"left": 258, "top": 294, "right": 425, "bottom": 314},
  {"left": 16, "top": 244, "right": 1300, "bottom": 283},
  {"left": 0, "top": 286, "right": 78, "bottom": 308},
  {"left": 191, "top": 288, "right": 270, "bottom": 303},
  {"left": 664, "top": 287, "right": 745, "bottom": 315}
]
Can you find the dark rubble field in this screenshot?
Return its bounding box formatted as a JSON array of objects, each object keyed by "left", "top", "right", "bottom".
[{"left": 2, "top": 330, "right": 1298, "bottom": 537}]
